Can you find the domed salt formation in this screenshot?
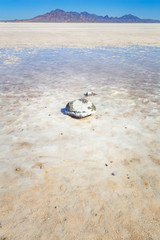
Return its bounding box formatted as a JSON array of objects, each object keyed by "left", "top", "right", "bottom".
[{"left": 65, "top": 98, "right": 96, "bottom": 118}]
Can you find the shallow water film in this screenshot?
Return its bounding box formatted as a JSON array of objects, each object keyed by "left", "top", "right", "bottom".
[
  {"left": 0, "top": 46, "right": 160, "bottom": 240},
  {"left": 0, "top": 46, "right": 160, "bottom": 95}
]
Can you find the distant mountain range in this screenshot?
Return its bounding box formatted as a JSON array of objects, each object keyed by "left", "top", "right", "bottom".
[{"left": 6, "top": 9, "right": 160, "bottom": 23}]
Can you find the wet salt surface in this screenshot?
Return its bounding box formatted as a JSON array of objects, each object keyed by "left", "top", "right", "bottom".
[
  {"left": 0, "top": 46, "right": 160, "bottom": 240},
  {"left": 0, "top": 46, "right": 160, "bottom": 95}
]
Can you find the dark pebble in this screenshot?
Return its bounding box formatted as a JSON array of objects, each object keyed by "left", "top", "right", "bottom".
[
  {"left": 105, "top": 164, "right": 108, "bottom": 167},
  {"left": 55, "top": 206, "right": 57, "bottom": 209},
  {"left": 15, "top": 168, "right": 21, "bottom": 172},
  {"left": 61, "top": 133, "right": 63, "bottom": 135},
  {"left": 95, "top": 213, "right": 97, "bottom": 216},
  {"left": 111, "top": 172, "right": 115, "bottom": 176}
]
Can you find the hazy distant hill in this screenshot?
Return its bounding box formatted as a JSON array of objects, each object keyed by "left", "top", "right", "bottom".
[{"left": 8, "top": 9, "right": 160, "bottom": 23}]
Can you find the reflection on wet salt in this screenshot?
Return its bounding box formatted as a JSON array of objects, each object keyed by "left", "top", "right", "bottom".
[{"left": 0, "top": 46, "right": 160, "bottom": 96}]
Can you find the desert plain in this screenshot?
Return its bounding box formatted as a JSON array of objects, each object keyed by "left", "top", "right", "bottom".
[
  {"left": 0, "top": 23, "right": 160, "bottom": 240},
  {"left": 0, "top": 23, "right": 160, "bottom": 48}
]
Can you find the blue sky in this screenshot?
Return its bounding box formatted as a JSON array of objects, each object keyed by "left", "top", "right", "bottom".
[{"left": 0, "top": 0, "right": 160, "bottom": 20}]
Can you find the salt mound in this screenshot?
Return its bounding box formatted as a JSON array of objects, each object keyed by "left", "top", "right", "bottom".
[{"left": 65, "top": 98, "right": 96, "bottom": 118}]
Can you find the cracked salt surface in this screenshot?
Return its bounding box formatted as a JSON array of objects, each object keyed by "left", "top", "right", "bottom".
[{"left": 0, "top": 46, "right": 160, "bottom": 240}]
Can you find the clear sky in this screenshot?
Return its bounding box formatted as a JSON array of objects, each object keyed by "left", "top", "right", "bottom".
[{"left": 0, "top": 0, "right": 160, "bottom": 20}]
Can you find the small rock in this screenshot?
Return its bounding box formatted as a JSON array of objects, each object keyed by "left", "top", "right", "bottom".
[
  {"left": 84, "top": 91, "right": 96, "bottom": 97},
  {"left": 65, "top": 98, "right": 96, "bottom": 118},
  {"left": 111, "top": 172, "right": 115, "bottom": 176},
  {"left": 15, "top": 168, "right": 21, "bottom": 172},
  {"left": 105, "top": 164, "right": 108, "bottom": 166}
]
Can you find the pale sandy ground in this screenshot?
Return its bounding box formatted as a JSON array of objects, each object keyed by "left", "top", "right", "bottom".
[
  {"left": 0, "top": 26, "right": 160, "bottom": 240},
  {"left": 0, "top": 23, "right": 160, "bottom": 48}
]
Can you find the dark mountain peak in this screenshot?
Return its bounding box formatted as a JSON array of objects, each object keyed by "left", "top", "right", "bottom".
[
  {"left": 104, "top": 15, "right": 109, "bottom": 19},
  {"left": 52, "top": 9, "right": 65, "bottom": 13},
  {"left": 80, "top": 11, "right": 92, "bottom": 15},
  {"left": 49, "top": 9, "right": 65, "bottom": 15},
  {"left": 124, "top": 14, "right": 138, "bottom": 17},
  {"left": 80, "top": 11, "right": 97, "bottom": 17},
  {"left": 55, "top": 9, "right": 64, "bottom": 12},
  {"left": 8, "top": 9, "right": 160, "bottom": 23},
  {"left": 121, "top": 14, "right": 140, "bottom": 19},
  {"left": 119, "top": 14, "right": 143, "bottom": 22}
]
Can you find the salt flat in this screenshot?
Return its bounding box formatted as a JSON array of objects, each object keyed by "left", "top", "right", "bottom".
[
  {"left": 0, "top": 32, "right": 160, "bottom": 240},
  {"left": 0, "top": 23, "right": 160, "bottom": 48}
]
